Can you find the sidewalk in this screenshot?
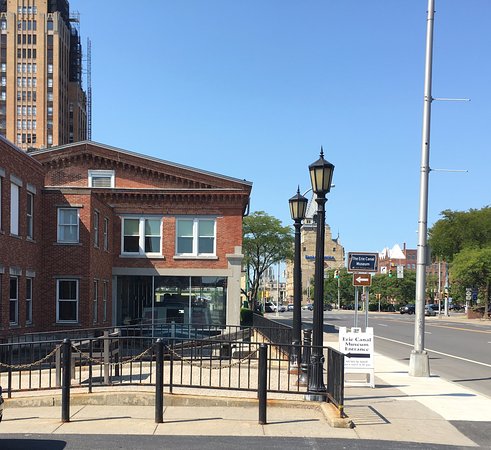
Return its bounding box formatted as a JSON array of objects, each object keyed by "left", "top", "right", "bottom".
[{"left": 1, "top": 327, "right": 490, "bottom": 447}]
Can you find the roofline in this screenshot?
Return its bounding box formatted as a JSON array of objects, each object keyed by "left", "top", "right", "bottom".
[
  {"left": 29, "top": 140, "right": 253, "bottom": 188},
  {"left": 0, "top": 135, "right": 44, "bottom": 168}
]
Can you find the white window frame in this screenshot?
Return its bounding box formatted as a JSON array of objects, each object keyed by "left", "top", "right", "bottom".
[
  {"left": 103, "top": 280, "right": 108, "bottom": 322},
  {"left": 93, "top": 210, "right": 99, "bottom": 248},
  {"left": 26, "top": 191, "right": 34, "bottom": 239},
  {"left": 121, "top": 216, "right": 162, "bottom": 257},
  {"left": 56, "top": 279, "right": 79, "bottom": 323},
  {"left": 93, "top": 279, "right": 98, "bottom": 324},
  {"left": 10, "top": 182, "right": 20, "bottom": 236},
  {"left": 26, "top": 277, "right": 33, "bottom": 324},
  {"left": 88, "top": 170, "right": 115, "bottom": 188},
  {"left": 57, "top": 208, "right": 80, "bottom": 243},
  {"left": 9, "top": 276, "right": 18, "bottom": 325},
  {"left": 103, "top": 217, "right": 109, "bottom": 251},
  {"left": 175, "top": 217, "right": 216, "bottom": 257}
]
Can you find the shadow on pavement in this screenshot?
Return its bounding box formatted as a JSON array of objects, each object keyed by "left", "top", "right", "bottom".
[{"left": 0, "top": 439, "right": 66, "bottom": 450}]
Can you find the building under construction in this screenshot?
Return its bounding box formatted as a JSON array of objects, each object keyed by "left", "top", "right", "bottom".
[{"left": 0, "top": 0, "right": 88, "bottom": 150}]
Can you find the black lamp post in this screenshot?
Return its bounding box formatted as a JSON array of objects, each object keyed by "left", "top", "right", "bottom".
[
  {"left": 306, "top": 147, "right": 334, "bottom": 401},
  {"left": 289, "top": 187, "right": 308, "bottom": 369}
]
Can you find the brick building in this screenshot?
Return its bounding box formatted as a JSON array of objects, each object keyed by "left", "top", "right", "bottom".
[
  {"left": 0, "top": 139, "right": 252, "bottom": 338},
  {"left": 285, "top": 195, "right": 345, "bottom": 304}
]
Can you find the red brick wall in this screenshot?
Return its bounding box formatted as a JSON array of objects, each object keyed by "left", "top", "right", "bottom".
[{"left": 0, "top": 139, "right": 44, "bottom": 336}]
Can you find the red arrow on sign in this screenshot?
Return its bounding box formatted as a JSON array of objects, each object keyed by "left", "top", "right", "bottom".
[{"left": 353, "top": 274, "right": 372, "bottom": 286}]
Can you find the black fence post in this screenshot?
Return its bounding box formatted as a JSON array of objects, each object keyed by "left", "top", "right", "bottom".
[
  {"left": 258, "top": 344, "right": 267, "bottom": 425},
  {"left": 169, "top": 339, "right": 174, "bottom": 394},
  {"left": 88, "top": 339, "right": 93, "bottom": 394},
  {"left": 7, "top": 345, "right": 13, "bottom": 398},
  {"left": 298, "top": 328, "right": 311, "bottom": 386},
  {"left": 155, "top": 339, "right": 164, "bottom": 424},
  {"left": 61, "top": 339, "right": 71, "bottom": 423}
]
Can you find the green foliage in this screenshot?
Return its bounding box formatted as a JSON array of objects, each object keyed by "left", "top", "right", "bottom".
[
  {"left": 370, "top": 271, "right": 416, "bottom": 304},
  {"left": 243, "top": 211, "right": 294, "bottom": 305},
  {"left": 240, "top": 307, "right": 254, "bottom": 326},
  {"left": 322, "top": 268, "right": 354, "bottom": 307},
  {"left": 428, "top": 207, "right": 491, "bottom": 262},
  {"left": 451, "top": 246, "right": 491, "bottom": 310}
]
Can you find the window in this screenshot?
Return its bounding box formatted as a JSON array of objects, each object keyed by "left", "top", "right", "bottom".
[
  {"left": 10, "top": 182, "right": 20, "bottom": 235},
  {"left": 26, "top": 278, "right": 33, "bottom": 324},
  {"left": 57, "top": 208, "right": 79, "bottom": 243},
  {"left": 9, "top": 276, "right": 18, "bottom": 325},
  {"left": 88, "top": 170, "right": 115, "bottom": 188},
  {"left": 26, "top": 192, "right": 33, "bottom": 239},
  {"left": 103, "top": 280, "right": 108, "bottom": 322},
  {"left": 121, "top": 217, "right": 162, "bottom": 256},
  {"left": 93, "top": 211, "right": 99, "bottom": 247},
  {"left": 56, "top": 279, "right": 78, "bottom": 323},
  {"left": 176, "top": 218, "right": 216, "bottom": 256},
  {"left": 103, "top": 217, "right": 109, "bottom": 251},
  {"left": 93, "top": 280, "right": 98, "bottom": 324}
]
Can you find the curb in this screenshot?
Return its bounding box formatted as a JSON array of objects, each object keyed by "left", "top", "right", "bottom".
[{"left": 4, "top": 391, "right": 353, "bottom": 428}]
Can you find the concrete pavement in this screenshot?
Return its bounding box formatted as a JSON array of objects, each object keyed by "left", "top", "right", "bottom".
[{"left": 1, "top": 321, "right": 490, "bottom": 448}]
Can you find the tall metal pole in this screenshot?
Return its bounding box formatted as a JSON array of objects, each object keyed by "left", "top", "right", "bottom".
[
  {"left": 409, "top": 0, "right": 434, "bottom": 377},
  {"left": 292, "top": 219, "right": 303, "bottom": 367},
  {"left": 307, "top": 194, "right": 327, "bottom": 399},
  {"left": 337, "top": 275, "right": 340, "bottom": 310}
]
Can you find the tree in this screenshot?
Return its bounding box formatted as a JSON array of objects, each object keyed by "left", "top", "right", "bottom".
[
  {"left": 451, "top": 247, "right": 491, "bottom": 315},
  {"left": 428, "top": 207, "right": 491, "bottom": 262},
  {"left": 323, "top": 268, "right": 354, "bottom": 307},
  {"left": 242, "top": 211, "right": 293, "bottom": 309}
]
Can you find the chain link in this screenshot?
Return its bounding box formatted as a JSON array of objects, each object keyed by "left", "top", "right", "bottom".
[
  {"left": 0, "top": 344, "right": 62, "bottom": 370},
  {"left": 70, "top": 344, "right": 153, "bottom": 367},
  {"left": 166, "top": 345, "right": 259, "bottom": 370}
]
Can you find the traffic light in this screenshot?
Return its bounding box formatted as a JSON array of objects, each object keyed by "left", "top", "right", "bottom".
[
  {"left": 388, "top": 269, "right": 392, "bottom": 278},
  {"left": 334, "top": 270, "right": 339, "bottom": 279}
]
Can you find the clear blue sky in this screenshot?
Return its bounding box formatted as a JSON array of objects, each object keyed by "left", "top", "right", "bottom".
[{"left": 70, "top": 0, "right": 491, "bottom": 257}]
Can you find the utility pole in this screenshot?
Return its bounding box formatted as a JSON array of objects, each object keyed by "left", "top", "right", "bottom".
[{"left": 409, "top": 0, "right": 434, "bottom": 377}]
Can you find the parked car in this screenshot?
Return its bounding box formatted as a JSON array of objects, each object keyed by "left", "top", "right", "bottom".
[
  {"left": 0, "top": 385, "right": 4, "bottom": 422},
  {"left": 400, "top": 304, "right": 415, "bottom": 315},
  {"left": 425, "top": 305, "right": 437, "bottom": 316},
  {"left": 264, "top": 302, "right": 277, "bottom": 313},
  {"left": 302, "top": 303, "right": 313, "bottom": 311},
  {"left": 287, "top": 303, "right": 294, "bottom": 312},
  {"left": 278, "top": 305, "right": 286, "bottom": 312},
  {"left": 323, "top": 303, "right": 333, "bottom": 311}
]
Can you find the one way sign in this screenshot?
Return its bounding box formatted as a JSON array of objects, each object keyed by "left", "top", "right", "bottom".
[{"left": 352, "top": 273, "right": 372, "bottom": 287}]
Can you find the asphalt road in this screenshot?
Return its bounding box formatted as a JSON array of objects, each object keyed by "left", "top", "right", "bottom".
[
  {"left": 269, "top": 310, "right": 491, "bottom": 398},
  {"left": 0, "top": 434, "right": 479, "bottom": 450}
]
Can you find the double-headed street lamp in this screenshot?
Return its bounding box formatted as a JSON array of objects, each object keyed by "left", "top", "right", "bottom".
[
  {"left": 307, "top": 148, "right": 335, "bottom": 401},
  {"left": 289, "top": 187, "right": 308, "bottom": 368}
]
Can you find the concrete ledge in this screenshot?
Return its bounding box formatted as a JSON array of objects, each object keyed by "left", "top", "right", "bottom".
[{"left": 5, "top": 391, "right": 353, "bottom": 428}]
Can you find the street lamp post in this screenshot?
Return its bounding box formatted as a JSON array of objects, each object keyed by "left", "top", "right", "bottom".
[
  {"left": 306, "top": 148, "right": 334, "bottom": 401},
  {"left": 289, "top": 187, "right": 308, "bottom": 369}
]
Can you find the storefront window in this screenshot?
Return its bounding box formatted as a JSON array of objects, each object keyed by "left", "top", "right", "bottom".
[{"left": 116, "top": 275, "right": 227, "bottom": 328}]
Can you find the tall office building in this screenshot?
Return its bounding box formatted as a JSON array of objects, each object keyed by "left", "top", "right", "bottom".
[{"left": 0, "top": 0, "right": 87, "bottom": 150}]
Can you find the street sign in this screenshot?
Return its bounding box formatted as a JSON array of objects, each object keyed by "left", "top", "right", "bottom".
[
  {"left": 347, "top": 252, "right": 379, "bottom": 273},
  {"left": 339, "top": 327, "right": 374, "bottom": 369},
  {"left": 353, "top": 273, "right": 372, "bottom": 287},
  {"left": 465, "top": 288, "right": 472, "bottom": 301},
  {"left": 397, "top": 265, "right": 404, "bottom": 279}
]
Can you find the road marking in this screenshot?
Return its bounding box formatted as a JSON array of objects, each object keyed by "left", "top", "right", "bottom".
[
  {"left": 425, "top": 323, "right": 491, "bottom": 334},
  {"left": 424, "top": 331, "right": 432, "bottom": 334},
  {"left": 377, "top": 324, "right": 388, "bottom": 327},
  {"left": 375, "top": 335, "right": 491, "bottom": 368}
]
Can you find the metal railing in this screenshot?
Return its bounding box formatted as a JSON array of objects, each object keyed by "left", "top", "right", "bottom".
[{"left": 0, "top": 325, "right": 345, "bottom": 417}]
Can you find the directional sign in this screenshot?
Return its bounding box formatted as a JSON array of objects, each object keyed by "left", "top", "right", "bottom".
[
  {"left": 353, "top": 273, "right": 372, "bottom": 287},
  {"left": 465, "top": 288, "right": 472, "bottom": 301},
  {"left": 347, "top": 252, "right": 379, "bottom": 273},
  {"left": 339, "top": 327, "right": 374, "bottom": 370}
]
